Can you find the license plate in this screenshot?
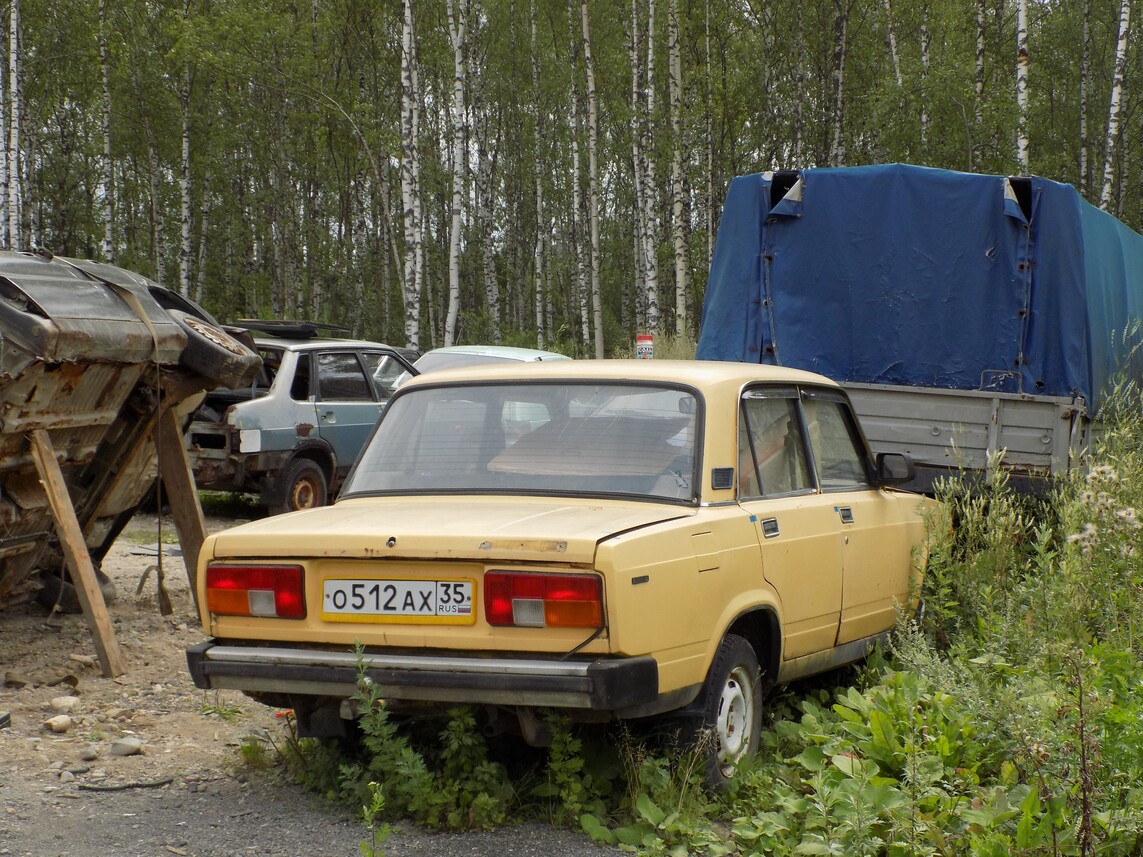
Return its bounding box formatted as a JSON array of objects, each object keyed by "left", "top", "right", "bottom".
[{"left": 321, "top": 579, "right": 475, "bottom": 624}]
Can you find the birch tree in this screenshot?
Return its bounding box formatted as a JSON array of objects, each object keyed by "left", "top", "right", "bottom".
[
  {"left": 400, "top": 0, "right": 424, "bottom": 349},
  {"left": 883, "top": 0, "right": 902, "bottom": 88},
  {"left": 581, "top": 0, "right": 603, "bottom": 357},
  {"left": 1015, "top": 0, "right": 1030, "bottom": 172},
  {"left": 7, "top": 0, "right": 18, "bottom": 250},
  {"left": 530, "top": 0, "right": 547, "bottom": 349},
  {"left": 0, "top": 6, "right": 8, "bottom": 250},
  {"left": 920, "top": 6, "right": 930, "bottom": 149},
  {"left": 178, "top": 63, "right": 192, "bottom": 295},
  {"left": 631, "top": 0, "right": 659, "bottom": 332},
  {"left": 668, "top": 0, "right": 689, "bottom": 337},
  {"left": 829, "top": 0, "right": 848, "bottom": 167},
  {"left": 445, "top": 0, "right": 469, "bottom": 347},
  {"left": 99, "top": 0, "right": 113, "bottom": 262},
  {"left": 1100, "top": 0, "right": 1132, "bottom": 211},
  {"left": 1079, "top": 0, "right": 1091, "bottom": 195}
]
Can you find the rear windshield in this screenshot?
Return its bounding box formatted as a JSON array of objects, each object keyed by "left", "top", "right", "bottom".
[{"left": 342, "top": 382, "right": 698, "bottom": 502}]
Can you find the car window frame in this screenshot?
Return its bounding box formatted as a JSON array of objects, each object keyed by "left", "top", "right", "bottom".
[{"left": 797, "top": 386, "right": 876, "bottom": 492}]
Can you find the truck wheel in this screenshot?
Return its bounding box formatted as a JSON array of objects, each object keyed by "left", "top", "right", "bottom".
[
  {"left": 168, "top": 309, "right": 260, "bottom": 389},
  {"left": 273, "top": 459, "right": 328, "bottom": 514},
  {"left": 698, "top": 634, "right": 763, "bottom": 787}
]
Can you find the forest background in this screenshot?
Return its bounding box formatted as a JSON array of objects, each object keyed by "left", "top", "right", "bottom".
[{"left": 0, "top": 0, "right": 1137, "bottom": 355}]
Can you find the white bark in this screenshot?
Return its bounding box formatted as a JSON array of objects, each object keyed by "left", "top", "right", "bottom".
[
  {"left": 99, "top": 0, "right": 113, "bottom": 262},
  {"left": 1100, "top": 0, "right": 1131, "bottom": 210},
  {"left": 920, "top": 7, "right": 930, "bottom": 148},
  {"left": 0, "top": 4, "right": 9, "bottom": 249},
  {"left": 975, "top": 0, "right": 986, "bottom": 130},
  {"left": 883, "top": 0, "right": 902, "bottom": 87},
  {"left": 630, "top": 0, "right": 658, "bottom": 330},
  {"left": 400, "top": 0, "right": 423, "bottom": 349},
  {"left": 581, "top": 0, "right": 603, "bottom": 357},
  {"left": 445, "top": 0, "right": 468, "bottom": 347},
  {"left": 568, "top": 0, "right": 589, "bottom": 349},
  {"left": 668, "top": 0, "right": 688, "bottom": 337},
  {"left": 1015, "top": 0, "right": 1030, "bottom": 172},
  {"left": 178, "top": 65, "right": 192, "bottom": 295},
  {"left": 1079, "top": 0, "right": 1090, "bottom": 195},
  {"left": 704, "top": 0, "right": 713, "bottom": 269},
  {"left": 829, "top": 0, "right": 847, "bottom": 167},
  {"left": 530, "top": 0, "right": 546, "bottom": 349},
  {"left": 7, "top": 0, "right": 19, "bottom": 250}
]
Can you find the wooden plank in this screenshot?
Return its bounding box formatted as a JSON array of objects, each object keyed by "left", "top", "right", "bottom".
[
  {"left": 155, "top": 408, "right": 206, "bottom": 611},
  {"left": 29, "top": 429, "right": 126, "bottom": 678}
]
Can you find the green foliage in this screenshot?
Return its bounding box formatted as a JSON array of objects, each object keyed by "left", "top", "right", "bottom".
[{"left": 277, "top": 392, "right": 1143, "bottom": 855}]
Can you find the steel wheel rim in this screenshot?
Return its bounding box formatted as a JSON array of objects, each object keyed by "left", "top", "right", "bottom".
[
  {"left": 716, "top": 665, "right": 754, "bottom": 776},
  {"left": 291, "top": 476, "right": 319, "bottom": 509}
]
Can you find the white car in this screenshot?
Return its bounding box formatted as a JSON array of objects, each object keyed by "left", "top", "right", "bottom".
[{"left": 398, "top": 344, "right": 571, "bottom": 385}]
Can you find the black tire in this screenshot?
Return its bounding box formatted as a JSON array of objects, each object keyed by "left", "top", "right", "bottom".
[
  {"left": 273, "top": 459, "right": 328, "bottom": 514},
  {"left": 168, "top": 309, "right": 261, "bottom": 389},
  {"left": 697, "top": 634, "right": 763, "bottom": 788},
  {"left": 36, "top": 568, "right": 118, "bottom": 614}
]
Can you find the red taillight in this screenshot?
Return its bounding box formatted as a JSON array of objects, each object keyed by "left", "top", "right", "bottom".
[
  {"left": 484, "top": 572, "right": 602, "bottom": 628},
  {"left": 206, "top": 564, "right": 306, "bottom": 619}
]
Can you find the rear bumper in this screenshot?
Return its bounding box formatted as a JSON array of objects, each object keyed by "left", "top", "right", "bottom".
[{"left": 186, "top": 640, "right": 659, "bottom": 711}]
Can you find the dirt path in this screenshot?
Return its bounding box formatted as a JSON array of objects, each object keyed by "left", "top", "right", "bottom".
[{"left": 0, "top": 514, "right": 618, "bottom": 857}]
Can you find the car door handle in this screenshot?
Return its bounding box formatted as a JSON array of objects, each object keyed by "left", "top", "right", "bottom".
[
  {"left": 320, "top": 410, "right": 336, "bottom": 423},
  {"left": 761, "top": 517, "right": 780, "bottom": 538},
  {"left": 837, "top": 506, "right": 854, "bottom": 524}
]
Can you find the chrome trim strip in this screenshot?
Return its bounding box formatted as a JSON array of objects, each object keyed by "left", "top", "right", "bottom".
[{"left": 204, "top": 645, "right": 595, "bottom": 678}]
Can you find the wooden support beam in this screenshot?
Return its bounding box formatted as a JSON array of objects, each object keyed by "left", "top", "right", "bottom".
[
  {"left": 29, "top": 429, "right": 126, "bottom": 678},
  {"left": 154, "top": 407, "right": 206, "bottom": 611}
]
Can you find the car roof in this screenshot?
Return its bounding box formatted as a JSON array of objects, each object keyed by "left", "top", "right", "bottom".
[
  {"left": 399, "top": 358, "right": 840, "bottom": 390},
  {"left": 417, "top": 345, "right": 572, "bottom": 361},
  {"left": 253, "top": 336, "right": 403, "bottom": 353}
]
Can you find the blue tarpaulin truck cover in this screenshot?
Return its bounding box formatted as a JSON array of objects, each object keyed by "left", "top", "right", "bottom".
[{"left": 696, "top": 163, "right": 1143, "bottom": 414}]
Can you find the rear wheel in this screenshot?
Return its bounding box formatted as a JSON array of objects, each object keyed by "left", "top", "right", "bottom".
[
  {"left": 272, "top": 459, "right": 328, "bottom": 514},
  {"left": 698, "top": 634, "right": 763, "bottom": 787}
]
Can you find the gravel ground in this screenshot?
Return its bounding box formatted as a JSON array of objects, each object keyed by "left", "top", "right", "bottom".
[{"left": 0, "top": 512, "right": 623, "bottom": 857}]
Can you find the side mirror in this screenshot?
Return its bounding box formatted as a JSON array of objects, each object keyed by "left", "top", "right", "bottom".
[{"left": 876, "top": 452, "right": 916, "bottom": 486}]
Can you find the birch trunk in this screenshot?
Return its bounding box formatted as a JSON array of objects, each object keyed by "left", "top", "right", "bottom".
[
  {"left": 643, "top": 0, "right": 659, "bottom": 332},
  {"left": 530, "top": 0, "right": 546, "bottom": 349},
  {"left": 883, "top": 0, "right": 902, "bottom": 87},
  {"left": 668, "top": 0, "right": 688, "bottom": 338},
  {"left": 445, "top": 0, "right": 467, "bottom": 347},
  {"left": 7, "top": 0, "right": 18, "bottom": 250},
  {"left": 568, "top": 0, "right": 589, "bottom": 350},
  {"left": 704, "top": 0, "right": 713, "bottom": 269},
  {"left": 476, "top": 118, "right": 499, "bottom": 343},
  {"left": 581, "top": 0, "right": 603, "bottom": 357},
  {"left": 99, "top": 0, "right": 113, "bottom": 262},
  {"left": 1015, "top": 0, "right": 1030, "bottom": 172},
  {"left": 829, "top": 0, "right": 847, "bottom": 167},
  {"left": 1079, "top": 0, "right": 1091, "bottom": 195},
  {"left": 975, "top": 0, "right": 985, "bottom": 130},
  {"left": 178, "top": 64, "right": 192, "bottom": 295},
  {"left": 0, "top": 6, "right": 9, "bottom": 250},
  {"left": 630, "top": 0, "right": 645, "bottom": 321},
  {"left": 920, "top": 6, "right": 930, "bottom": 148},
  {"left": 400, "top": 0, "right": 423, "bottom": 349},
  {"left": 194, "top": 200, "right": 208, "bottom": 304},
  {"left": 1099, "top": 0, "right": 1131, "bottom": 211}
]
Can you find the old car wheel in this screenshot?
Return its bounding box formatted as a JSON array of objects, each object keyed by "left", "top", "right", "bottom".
[
  {"left": 168, "top": 309, "right": 261, "bottom": 389},
  {"left": 699, "top": 634, "right": 763, "bottom": 787},
  {"left": 275, "top": 459, "right": 328, "bottom": 514}
]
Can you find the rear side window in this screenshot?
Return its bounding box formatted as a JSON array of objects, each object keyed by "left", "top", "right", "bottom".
[
  {"left": 801, "top": 392, "right": 871, "bottom": 490},
  {"left": 317, "top": 351, "right": 373, "bottom": 401},
  {"left": 738, "top": 390, "right": 812, "bottom": 498}
]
